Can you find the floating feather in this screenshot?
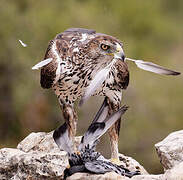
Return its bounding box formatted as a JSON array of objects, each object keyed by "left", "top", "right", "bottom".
[
  {"left": 125, "top": 58, "right": 180, "bottom": 75},
  {"left": 18, "top": 39, "right": 27, "bottom": 47},
  {"left": 32, "top": 58, "right": 53, "bottom": 70}
]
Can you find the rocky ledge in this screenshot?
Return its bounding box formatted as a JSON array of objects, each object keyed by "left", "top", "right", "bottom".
[{"left": 0, "top": 130, "right": 183, "bottom": 180}]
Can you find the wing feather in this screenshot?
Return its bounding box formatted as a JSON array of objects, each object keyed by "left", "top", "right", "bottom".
[
  {"left": 91, "top": 98, "right": 108, "bottom": 123},
  {"left": 53, "top": 123, "right": 74, "bottom": 154},
  {"left": 79, "top": 105, "right": 128, "bottom": 150}
]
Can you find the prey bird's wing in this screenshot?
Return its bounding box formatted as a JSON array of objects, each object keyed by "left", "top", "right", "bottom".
[
  {"left": 53, "top": 122, "right": 74, "bottom": 154},
  {"left": 92, "top": 97, "right": 109, "bottom": 123},
  {"left": 126, "top": 58, "right": 181, "bottom": 75},
  {"left": 85, "top": 161, "right": 111, "bottom": 174},
  {"left": 85, "top": 161, "right": 140, "bottom": 178},
  {"left": 79, "top": 105, "right": 128, "bottom": 151},
  {"left": 32, "top": 58, "right": 53, "bottom": 70}
]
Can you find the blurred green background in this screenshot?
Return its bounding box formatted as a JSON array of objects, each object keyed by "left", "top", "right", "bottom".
[{"left": 0, "top": 0, "right": 183, "bottom": 174}]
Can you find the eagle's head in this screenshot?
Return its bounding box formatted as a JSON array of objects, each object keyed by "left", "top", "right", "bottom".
[{"left": 84, "top": 35, "right": 125, "bottom": 66}]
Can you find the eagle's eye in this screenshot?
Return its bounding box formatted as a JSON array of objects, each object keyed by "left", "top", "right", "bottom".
[{"left": 100, "top": 44, "right": 110, "bottom": 51}]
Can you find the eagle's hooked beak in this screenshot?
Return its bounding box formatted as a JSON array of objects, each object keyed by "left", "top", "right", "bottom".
[{"left": 114, "top": 43, "right": 125, "bottom": 61}]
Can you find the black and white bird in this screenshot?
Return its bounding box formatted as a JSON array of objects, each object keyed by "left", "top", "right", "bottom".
[{"left": 53, "top": 101, "right": 140, "bottom": 179}]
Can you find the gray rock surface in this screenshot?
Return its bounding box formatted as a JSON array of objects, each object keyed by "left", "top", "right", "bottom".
[
  {"left": 67, "top": 173, "right": 164, "bottom": 180},
  {"left": 0, "top": 131, "right": 147, "bottom": 179},
  {"left": 118, "top": 153, "right": 148, "bottom": 175},
  {"left": 0, "top": 131, "right": 72, "bottom": 180},
  {"left": 163, "top": 161, "right": 183, "bottom": 180},
  {"left": 155, "top": 130, "right": 183, "bottom": 170},
  {"left": 0, "top": 130, "right": 183, "bottom": 179},
  {"left": 67, "top": 172, "right": 130, "bottom": 180},
  {"left": 0, "top": 147, "right": 67, "bottom": 179},
  {"left": 17, "top": 131, "right": 81, "bottom": 153},
  {"left": 132, "top": 175, "right": 163, "bottom": 180}
]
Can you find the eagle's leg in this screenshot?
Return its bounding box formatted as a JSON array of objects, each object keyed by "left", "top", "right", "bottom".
[
  {"left": 106, "top": 97, "right": 121, "bottom": 161},
  {"left": 59, "top": 100, "right": 78, "bottom": 151}
]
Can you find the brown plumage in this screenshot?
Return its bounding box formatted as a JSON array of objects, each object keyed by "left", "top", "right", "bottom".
[{"left": 40, "top": 28, "right": 129, "bottom": 159}]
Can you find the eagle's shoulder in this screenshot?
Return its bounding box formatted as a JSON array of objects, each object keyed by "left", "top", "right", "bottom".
[{"left": 114, "top": 60, "right": 129, "bottom": 90}]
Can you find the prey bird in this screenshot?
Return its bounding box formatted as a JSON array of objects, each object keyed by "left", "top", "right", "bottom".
[
  {"left": 53, "top": 103, "right": 140, "bottom": 179},
  {"left": 32, "top": 28, "right": 180, "bottom": 162}
]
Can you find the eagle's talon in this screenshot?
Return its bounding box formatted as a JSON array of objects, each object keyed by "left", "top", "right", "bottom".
[
  {"left": 66, "top": 164, "right": 70, "bottom": 169},
  {"left": 76, "top": 151, "right": 80, "bottom": 155},
  {"left": 110, "top": 158, "right": 122, "bottom": 166}
]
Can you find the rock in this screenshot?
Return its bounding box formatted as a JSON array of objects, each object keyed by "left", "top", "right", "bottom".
[
  {"left": 0, "top": 147, "right": 67, "bottom": 180},
  {"left": 131, "top": 175, "right": 163, "bottom": 180},
  {"left": 0, "top": 131, "right": 150, "bottom": 179},
  {"left": 3, "top": 129, "right": 183, "bottom": 180},
  {"left": 118, "top": 154, "right": 148, "bottom": 175},
  {"left": 0, "top": 148, "right": 26, "bottom": 180},
  {"left": 17, "top": 132, "right": 50, "bottom": 153},
  {"left": 155, "top": 130, "right": 183, "bottom": 170},
  {"left": 163, "top": 161, "right": 183, "bottom": 180},
  {"left": 0, "top": 132, "right": 69, "bottom": 180},
  {"left": 67, "top": 173, "right": 163, "bottom": 180},
  {"left": 67, "top": 172, "right": 130, "bottom": 180},
  {"left": 17, "top": 131, "right": 81, "bottom": 153}
]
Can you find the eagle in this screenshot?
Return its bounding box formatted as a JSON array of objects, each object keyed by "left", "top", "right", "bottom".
[{"left": 32, "top": 28, "right": 180, "bottom": 162}]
